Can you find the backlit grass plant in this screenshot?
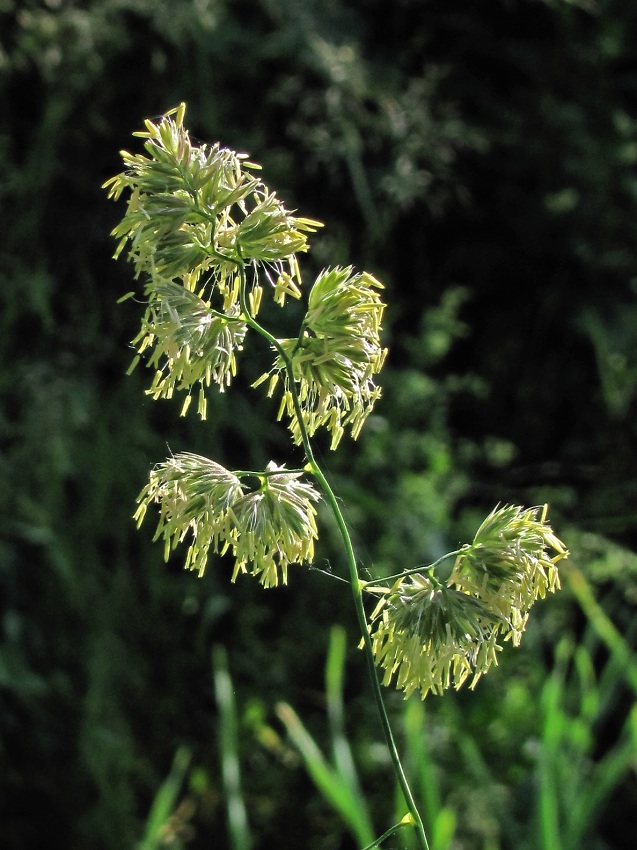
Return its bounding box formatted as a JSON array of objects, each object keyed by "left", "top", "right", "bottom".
[{"left": 105, "top": 104, "right": 569, "bottom": 850}]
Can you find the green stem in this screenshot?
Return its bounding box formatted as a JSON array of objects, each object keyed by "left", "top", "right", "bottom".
[
  {"left": 362, "top": 817, "right": 412, "bottom": 850},
  {"left": 375, "top": 550, "right": 464, "bottom": 586},
  {"left": 233, "top": 468, "right": 308, "bottom": 479},
  {"left": 238, "top": 266, "right": 430, "bottom": 850},
  {"left": 308, "top": 464, "right": 430, "bottom": 850}
]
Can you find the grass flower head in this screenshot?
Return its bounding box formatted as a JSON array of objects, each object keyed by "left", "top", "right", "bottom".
[
  {"left": 257, "top": 266, "right": 388, "bottom": 448},
  {"left": 449, "top": 504, "right": 568, "bottom": 644},
  {"left": 367, "top": 505, "right": 568, "bottom": 698},
  {"left": 368, "top": 571, "right": 502, "bottom": 699},
  {"left": 103, "top": 104, "right": 320, "bottom": 300},
  {"left": 135, "top": 453, "right": 320, "bottom": 588}
]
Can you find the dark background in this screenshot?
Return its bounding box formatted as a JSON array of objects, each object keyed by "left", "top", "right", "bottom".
[{"left": 2, "top": 1, "right": 637, "bottom": 848}]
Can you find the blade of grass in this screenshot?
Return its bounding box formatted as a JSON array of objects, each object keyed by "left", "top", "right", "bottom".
[
  {"left": 402, "top": 699, "right": 456, "bottom": 850},
  {"left": 403, "top": 700, "right": 440, "bottom": 828},
  {"left": 139, "top": 746, "right": 191, "bottom": 850},
  {"left": 538, "top": 637, "right": 572, "bottom": 850},
  {"left": 562, "top": 696, "right": 637, "bottom": 849},
  {"left": 564, "top": 563, "right": 637, "bottom": 696},
  {"left": 325, "top": 625, "right": 374, "bottom": 834},
  {"left": 556, "top": 644, "right": 597, "bottom": 821},
  {"left": 431, "top": 808, "right": 456, "bottom": 850},
  {"left": 213, "top": 645, "right": 252, "bottom": 850},
  {"left": 276, "top": 701, "right": 376, "bottom": 847}
]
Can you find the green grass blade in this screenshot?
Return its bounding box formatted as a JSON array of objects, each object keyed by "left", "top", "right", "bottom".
[
  {"left": 213, "top": 645, "right": 252, "bottom": 850},
  {"left": 563, "top": 706, "right": 637, "bottom": 850},
  {"left": 431, "top": 808, "right": 456, "bottom": 850},
  {"left": 402, "top": 699, "right": 456, "bottom": 850},
  {"left": 538, "top": 638, "right": 573, "bottom": 850},
  {"left": 564, "top": 563, "right": 637, "bottom": 696},
  {"left": 325, "top": 626, "right": 374, "bottom": 835},
  {"left": 138, "top": 746, "right": 191, "bottom": 850},
  {"left": 403, "top": 699, "right": 440, "bottom": 827},
  {"left": 276, "top": 701, "right": 375, "bottom": 847}
]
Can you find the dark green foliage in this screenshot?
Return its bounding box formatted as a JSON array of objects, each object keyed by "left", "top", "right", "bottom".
[{"left": 2, "top": 1, "right": 637, "bottom": 848}]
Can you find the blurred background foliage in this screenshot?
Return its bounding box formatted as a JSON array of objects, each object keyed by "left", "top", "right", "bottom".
[{"left": 1, "top": 0, "right": 637, "bottom": 848}]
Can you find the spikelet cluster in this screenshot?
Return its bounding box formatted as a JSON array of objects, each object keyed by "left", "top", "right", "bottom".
[
  {"left": 257, "top": 266, "right": 388, "bottom": 449},
  {"left": 368, "top": 505, "right": 568, "bottom": 698},
  {"left": 104, "top": 104, "right": 321, "bottom": 415},
  {"left": 134, "top": 453, "right": 320, "bottom": 588}
]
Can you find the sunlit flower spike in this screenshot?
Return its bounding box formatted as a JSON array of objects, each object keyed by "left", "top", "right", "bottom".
[
  {"left": 449, "top": 504, "right": 568, "bottom": 644},
  {"left": 103, "top": 103, "right": 321, "bottom": 294},
  {"left": 135, "top": 454, "right": 320, "bottom": 588},
  {"left": 367, "top": 504, "right": 568, "bottom": 699},
  {"left": 256, "top": 266, "right": 388, "bottom": 449},
  {"left": 104, "top": 104, "right": 325, "bottom": 418}
]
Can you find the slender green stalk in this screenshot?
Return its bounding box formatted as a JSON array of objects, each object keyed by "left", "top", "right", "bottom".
[
  {"left": 361, "top": 816, "right": 413, "bottom": 850},
  {"left": 238, "top": 268, "right": 430, "bottom": 850},
  {"left": 314, "top": 465, "right": 430, "bottom": 850},
  {"left": 368, "top": 551, "right": 463, "bottom": 587}
]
